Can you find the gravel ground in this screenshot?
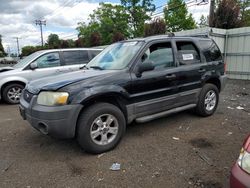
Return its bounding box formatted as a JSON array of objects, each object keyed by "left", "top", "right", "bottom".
[{"left": 0, "top": 79, "right": 249, "bottom": 188}]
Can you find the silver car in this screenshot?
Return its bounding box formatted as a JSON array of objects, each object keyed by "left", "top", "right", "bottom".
[{"left": 0, "top": 48, "right": 102, "bottom": 104}]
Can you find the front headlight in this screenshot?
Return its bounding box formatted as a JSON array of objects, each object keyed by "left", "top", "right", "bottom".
[
  {"left": 238, "top": 148, "right": 250, "bottom": 174},
  {"left": 37, "top": 92, "right": 69, "bottom": 106}
]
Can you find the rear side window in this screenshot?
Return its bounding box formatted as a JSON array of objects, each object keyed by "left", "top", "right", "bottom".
[
  {"left": 199, "top": 40, "right": 222, "bottom": 62},
  {"left": 89, "top": 50, "right": 101, "bottom": 60},
  {"left": 176, "top": 41, "right": 201, "bottom": 65},
  {"left": 62, "top": 50, "right": 89, "bottom": 65}
]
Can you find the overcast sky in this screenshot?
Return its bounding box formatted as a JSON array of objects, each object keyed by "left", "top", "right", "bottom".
[{"left": 0, "top": 0, "right": 209, "bottom": 54}]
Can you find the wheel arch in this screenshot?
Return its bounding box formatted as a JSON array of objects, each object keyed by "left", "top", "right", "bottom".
[
  {"left": 74, "top": 92, "right": 129, "bottom": 137},
  {"left": 204, "top": 77, "right": 221, "bottom": 92},
  {"left": 1, "top": 80, "right": 26, "bottom": 96}
]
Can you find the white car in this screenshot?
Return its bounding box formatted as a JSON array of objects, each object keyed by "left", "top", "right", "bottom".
[{"left": 0, "top": 48, "right": 102, "bottom": 104}]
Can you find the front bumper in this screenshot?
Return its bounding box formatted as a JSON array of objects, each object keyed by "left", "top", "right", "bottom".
[
  {"left": 19, "top": 95, "right": 83, "bottom": 139},
  {"left": 220, "top": 74, "right": 227, "bottom": 91},
  {"left": 230, "top": 162, "right": 250, "bottom": 188}
]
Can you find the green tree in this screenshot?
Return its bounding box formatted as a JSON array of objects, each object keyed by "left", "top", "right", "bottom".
[
  {"left": 240, "top": 0, "right": 250, "bottom": 26},
  {"left": 212, "top": 0, "right": 242, "bottom": 29},
  {"left": 0, "top": 35, "right": 6, "bottom": 57},
  {"left": 77, "top": 3, "right": 130, "bottom": 46},
  {"left": 47, "top": 33, "right": 60, "bottom": 48},
  {"left": 164, "top": 0, "right": 196, "bottom": 32},
  {"left": 198, "top": 15, "right": 208, "bottom": 28},
  {"left": 121, "top": 0, "right": 155, "bottom": 37},
  {"left": 21, "top": 45, "right": 45, "bottom": 56},
  {"left": 144, "top": 18, "right": 166, "bottom": 37}
]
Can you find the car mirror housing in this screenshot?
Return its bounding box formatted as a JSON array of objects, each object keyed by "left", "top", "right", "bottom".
[
  {"left": 137, "top": 60, "right": 154, "bottom": 76},
  {"left": 30, "top": 62, "right": 38, "bottom": 70}
]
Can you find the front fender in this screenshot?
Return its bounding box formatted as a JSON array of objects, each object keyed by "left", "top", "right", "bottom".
[
  {"left": 70, "top": 85, "right": 130, "bottom": 104},
  {"left": 0, "top": 76, "right": 28, "bottom": 90}
]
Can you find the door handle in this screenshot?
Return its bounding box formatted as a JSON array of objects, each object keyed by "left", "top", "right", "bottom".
[
  {"left": 165, "top": 74, "right": 176, "bottom": 79},
  {"left": 198, "top": 68, "right": 206, "bottom": 73}
]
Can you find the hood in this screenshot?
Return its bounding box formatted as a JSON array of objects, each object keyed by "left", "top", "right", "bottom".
[
  {"left": 0, "top": 66, "right": 14, "bottom": 73},
  {"left": 26, "top": 69, "right": 116, "bottom": 94}
]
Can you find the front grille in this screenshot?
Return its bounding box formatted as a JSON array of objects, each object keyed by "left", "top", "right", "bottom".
[{"left": 23, "top": 89, "right": 34, "bottom": 103}]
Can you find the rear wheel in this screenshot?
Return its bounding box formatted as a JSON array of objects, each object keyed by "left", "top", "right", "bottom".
[
  {"left": 195, "top": 83, "right": 219, "bottom": 116},
  {"left": 2, "top": 83, "right": 24, "bottom": 104},
  {"left": 77, "top": 103, "right": 126, "bottom": 154}
]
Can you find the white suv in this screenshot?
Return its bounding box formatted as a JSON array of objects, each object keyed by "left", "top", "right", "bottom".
[{"left": 0, "top": 48, "right": 102, "bottom": 104}]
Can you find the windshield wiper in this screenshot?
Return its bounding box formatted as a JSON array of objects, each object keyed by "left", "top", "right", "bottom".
[
  {"left": 79, "top": 64, "right": 89, "bottom": 70},
  {"left": 89, "top": 66, "right": 104, "bottom": 70}
]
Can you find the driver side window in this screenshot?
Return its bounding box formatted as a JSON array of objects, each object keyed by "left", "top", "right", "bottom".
[
  {"left": 141, "top": 42, "right": 174, "bottom": 70},
  {"left": 35, "top": 52, "right": 61, "bottom": 69}
]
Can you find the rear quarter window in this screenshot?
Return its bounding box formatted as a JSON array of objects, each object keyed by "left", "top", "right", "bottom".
[{"left": 199, "top": 40, "right": 222, "bottom": 62}]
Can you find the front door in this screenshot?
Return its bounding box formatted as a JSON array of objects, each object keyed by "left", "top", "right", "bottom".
[
  {"left": 130, "top": 40, "right": 179, "bottom": 117},
  {"left": 23, "top": 52, "right": 62, "bottom": 81}
]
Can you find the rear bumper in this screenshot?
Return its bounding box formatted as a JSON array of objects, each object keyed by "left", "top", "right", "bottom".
[
  {"left": 19, "top": 95, "right": 83, "bottom": 139},
  {"left": 230, "top": 162, "right": 250, "bottom": 188},
  {"left": 220, "top": 75, "right": 227, "bottom": 91}
]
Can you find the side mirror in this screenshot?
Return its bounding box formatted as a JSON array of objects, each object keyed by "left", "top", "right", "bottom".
[
  {"left": 30, "top": 62, "right": 38, "bottom": 70},
  {"left": 137, "top": 60, "right": 154, "bottom": 75}
]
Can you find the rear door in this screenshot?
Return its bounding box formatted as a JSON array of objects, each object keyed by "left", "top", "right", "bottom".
[{"left": 173, "top": 39, "right": 208, "bottom": 106}]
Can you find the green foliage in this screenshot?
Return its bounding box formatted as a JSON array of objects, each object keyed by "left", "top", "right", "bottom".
[
  {"left": 240, "top": 0, "right": 250, "bottom": 26},
  {"left": 47, "top": 33, "right": 60, "bottom": 48},
  {"left": 199, "top": 15, "right": 208, "bottom": 28},
  {"left": 77, "top": 3, "right": 130, "bottom": 46},
  {"left": 212, "top": 0, "right": 242, "bottom": 29},
  {"left": 144, "top": 18, "right": 166, "bottom": 37},
  {"left": 164, "top": 0, "right": 196, "bottom": 32},
  {"left": 121, "top": 0, "right": 155, "bottom": 37},
  {"left": 21, "top": 46, "right": 45, "bottom": 57}
]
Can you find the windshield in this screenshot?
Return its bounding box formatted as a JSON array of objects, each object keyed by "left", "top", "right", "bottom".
[
  {"left": 86, "top": 41, "right": 143, "bottom": 70},
  {"left": 13, "top": 51, "right": 43, "bottom": 69}
]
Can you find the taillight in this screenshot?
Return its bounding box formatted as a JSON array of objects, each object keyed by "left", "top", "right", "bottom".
[{"left": 224, "top": 62, "right": 227, "bottom": 72}]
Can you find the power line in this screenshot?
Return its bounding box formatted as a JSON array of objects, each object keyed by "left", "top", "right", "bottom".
[
  {"left": 45, "top": 0, "right": 77, "bottom": 20},
  {"left": 35, "top": 20, "right": 46, "bottom": 46}
]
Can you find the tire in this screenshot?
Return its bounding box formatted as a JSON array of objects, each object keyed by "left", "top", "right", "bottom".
[
  {"left": 77, "top": 102, "right": 126, "bottom": 154},
  {"left": 2, "top": 83, "right": 24, "bottom": 104},
  {"left": 195, "top": 83, "right": 219, "bottom": 117}
]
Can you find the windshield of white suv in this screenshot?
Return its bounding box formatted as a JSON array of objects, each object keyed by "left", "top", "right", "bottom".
[
  {"left": 86, "top": 41, "right": 143, "bottom": 70},
  {"left": 13, "top": 51, "right": 43, "bottom": 69}
]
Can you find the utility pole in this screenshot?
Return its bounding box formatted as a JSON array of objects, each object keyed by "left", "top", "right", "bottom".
[
  {"left": 35, "top": 20, "right": 46, "bottom": 46},
  {"left": 209, "top": 0, "right": 215, "bottom": 27},
  {"left": 14, "top": 37, "right": 20, "bottom": 57}
]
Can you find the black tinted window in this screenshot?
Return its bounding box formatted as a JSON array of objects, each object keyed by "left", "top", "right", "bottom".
[
  {"left": 199, "top": 40, "right": 222, "bottom": 62},
  {"left": 63, "top": 50, "right": 89, "bottom": 65},
  {"left": 176, "top": 41, "right": 201, "bottom": 65},
  {"left": 89, "top": 50, "right": 101, "bottom": 60}
]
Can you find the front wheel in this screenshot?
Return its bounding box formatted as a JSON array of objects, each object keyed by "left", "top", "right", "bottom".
[
  {"left": 2, "top": 83, "right": 24, "bottom": 104},
  {"left": 195, "top": 83, "right": 219, "bottom": 117},
  {"left": 77, "top": 103, "right": 126, "bottom": 154}
]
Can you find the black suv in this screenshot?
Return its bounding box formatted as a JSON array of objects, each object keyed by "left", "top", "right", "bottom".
[{"left": 19, "top": 36, "right": 227, "bottom": 154}]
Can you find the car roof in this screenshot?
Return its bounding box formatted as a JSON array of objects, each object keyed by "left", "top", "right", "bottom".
[
  {"left": 124, "top": 35, "right": 212, "bottom": 43},
  {"left": 37, "top": 48, "right": 103, "bottom": 54}
]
